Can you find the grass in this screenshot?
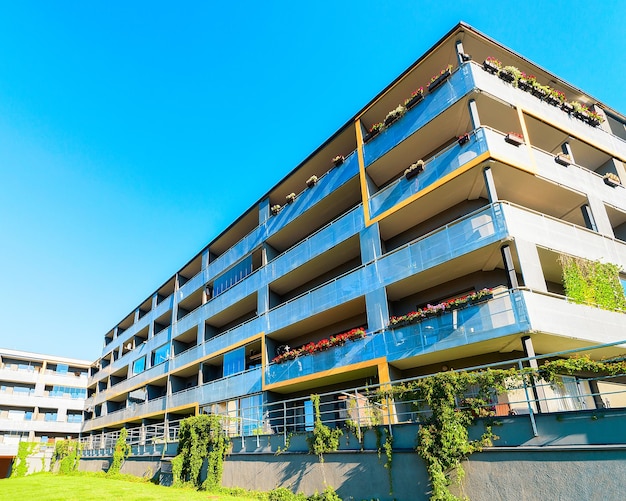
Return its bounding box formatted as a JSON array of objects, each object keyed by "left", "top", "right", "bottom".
[{"left": 0, "top": 472, "right": 259, "bottom": 501}]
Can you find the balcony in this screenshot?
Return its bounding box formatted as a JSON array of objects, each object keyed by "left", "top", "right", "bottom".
[
  {"left": 469, "top": 62, "right": 626, "bottom": 159},
  {"left": 82, "top": 368, "right": 262, "bottom": 431},
  {"left": 364, "top": 64, "right": 475, "bottom": 166},
  {"left": 265, "top": 290, "right": 528, "bottom": 385}
]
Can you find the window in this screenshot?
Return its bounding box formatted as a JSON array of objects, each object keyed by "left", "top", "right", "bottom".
[
  {"left": 67, "top": 413, "right": 82, "bottom": 423},
  {"left": 56, "top": 364, "right": 69, "bottom": 374},
  {"left": 49, "top": 386, "right": 87, "bottom": 399},
  {"left": 132, "top": 356, "right": 146, "bottom": 375},
  {"left": 152, "top": 344, "right": 170, "bottom": 366},
  {"left": 44, "top": 412, "right": 57, "bottom": 422},
  {"left": 223, "top": 347, "right": 245, "bottom": 377}
]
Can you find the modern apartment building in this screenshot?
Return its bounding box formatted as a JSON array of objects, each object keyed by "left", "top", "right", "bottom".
[
  {"left": 81, "top": 22, "right": 626, "bottom": 445},
  {"left": 0, "top": 348, "right": 90, "bottom": 477}
]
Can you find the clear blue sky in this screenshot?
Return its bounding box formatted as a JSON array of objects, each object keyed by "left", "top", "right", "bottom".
[{"left": 1, "top": 1, "right": 625, "bottom": 362}]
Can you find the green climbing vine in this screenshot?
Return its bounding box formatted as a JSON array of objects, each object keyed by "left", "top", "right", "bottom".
[
  {"left": 107, "top": 428, "right": 131, "bottom": 475},
  {"left": 10, "top": 442, "right": 38, "bottom": 478},
  {"left": 171, "top": 414, "right": 230, "bottom": 489},
  {"left": 306, "top": 394, "right": 342, "bottom": 463},
  {"left": 376, "top": 368, "right": 519, "bottom": 501},
  {"left": 558, "top": 254, "right": 626, "bottom": 311},
  {"left": 51, "top": 439, "right": 82, "bottom": 474}
]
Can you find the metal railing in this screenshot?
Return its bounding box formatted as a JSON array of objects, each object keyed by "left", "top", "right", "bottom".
[{"left": 80, "top": 339, "right": 626, "bottom": 452}]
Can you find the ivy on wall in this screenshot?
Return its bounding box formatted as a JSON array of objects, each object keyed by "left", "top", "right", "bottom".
[
  {"left": 306, "top": 394, "right": 342, "bottom": 463},
  {"left": 107, "top": 428, "right": 131, "bottom": 475},
  {"left": 51, "top": 439, "right": 82, "bottom": 474},
  {"left": 171, "top": 414, "right": 230, "bottom": 489},
  {"left": 558, "top": 255, "right": 626, "bottom": 311},
  {"left": 10, "top": 442, "right": 38, "bottom": 478}
]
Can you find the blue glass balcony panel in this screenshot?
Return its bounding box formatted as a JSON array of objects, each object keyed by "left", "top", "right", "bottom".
[
  {"left": 384, "top": 290, "right": 530, "bottom": 362},
  {"left": 265, "top": 336, "right": 382, "bottom": 385},
  {"left": 266, "top": 291, "right": 529, "bottom": 384},
  {"left": 369, "top": 129, "right": 488, "bottom": 219},
  {"left": 206, "top": 152, "right": 360, "bottom": 286},
  {"left": 364, "top": 65, "right": 475, "bottom": 166},
  {"left": 263, "top": 152, "right": 360, "bottom": 237},
  {"left": 265, "top": 206, "right": 364, "bottom": 281},
  {"left": 194, "top": 367, "right": 262, "bottom": 405}
]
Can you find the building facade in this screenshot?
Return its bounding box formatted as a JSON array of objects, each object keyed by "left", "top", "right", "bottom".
[
  {"left": 0, "top": 348, "right": 89, "bottom": 476},
  {"left": 81, "top": 23, "right": 626, "bottom": 444}
]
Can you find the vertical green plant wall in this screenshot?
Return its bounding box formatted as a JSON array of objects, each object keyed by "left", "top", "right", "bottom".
[
  {"left": 558, "top": 255, "right": 626, "bottom": 311},
  {"left": 306, "top": 394, "right": 342, "bottom": 463},
  {"left": 51, "top": 439, "right": 82, "bottom": 474},
  {"left": 107, "top": 428, "right": 131, "bottom": 475},
  {"left": 171, "top": 414, "right": 230, "bottom": 489},
  {"left": 10, "top": 442, "right": 38, "bottom": 478}
]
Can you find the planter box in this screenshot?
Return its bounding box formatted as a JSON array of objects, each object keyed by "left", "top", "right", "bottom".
[
  {"left": 404, "top": 92, "right": 424, "bottom": 110},
  {"left": 482, "top": 60, "right": 499, "bottom": 74},
  {"left": 498, "top": 69, "right": 516, "bottom": 83},
  {"left": 561, "top": 102, "right": 574, "bottom": 114},
  {"left": 364, "top": 129, "right": 380, "bottom": 143},
  {"left": 555, "top": 153, "right": 571, "bottom": 166},
  {"left": 604, "top": 173, "right": 621, "bottom": 187},
  {"left": 505, "top": 133, "right": 524, "bottom": 146},
  {"left": 404, "top": 161, "right": 424, "bottom": 180},
  {"left": 517, "top": 79, "right": 534, "bottom": 92},
  {"left": 428, "top": 68, "right": 451, "bottom": 93}
]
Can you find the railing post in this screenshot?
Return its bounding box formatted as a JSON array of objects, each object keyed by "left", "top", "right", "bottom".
[{"left": 518, "top": 360, "right": 538, "bottom": 437}]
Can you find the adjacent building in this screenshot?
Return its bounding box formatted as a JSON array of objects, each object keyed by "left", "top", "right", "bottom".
[
  {"left": 0, "top": 348, "right": 90, "bottom": 477},
  {"left": 80, "top": 22, "right": 626, "bottom": 446}
]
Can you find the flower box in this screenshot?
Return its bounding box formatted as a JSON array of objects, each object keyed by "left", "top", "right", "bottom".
[
  {"left": 285, "top": 193, "right": 296, "bottom": 204},
  {"left": 604, "top": 173, "right": 621, "bottom": 187},
  {"left": 505, "top": 133, "right": 524, "bottom": 146},
  {"left": 561, "top": 102, "right": 574, "bottom": 114},
  {"left": 482, "top": 59, "right": 500, "bottom": 74},
  {"left": 306, "top": 175, "right": 318, "bottom": 188},
  {"left": 404, "top": 90, "right": 424, "bottom": 110},
  {"left": 271, "top": 205, "right": 281, "bottom": 216},
  {"left": 457, "top": 133, "right": 470, "bottom": 146},
  {"left": 364, "top": 129, "right": 379, "bottom": 143},
  {"left": 544, "top": 95, "right": 561, "bottom": 106},
  {"left": 428, "top": 67, "right": 452, "bottom": 93},
  {"left": 555, "top": 153, "right": 571, "bottom": 166},
  {"left": 517, "top": 79, "right": 534, "bottom": 92},
  {"left": 498, "top": 69, "right": 516, "bottom": 83},
  {"left": 384, "top": 105, "right": 406, "bottom": 127},
  {"left": 332, "top": 155, "right": 344, "bottom": 167},
  {"left": 404, "top": 160, "right": 424, "bottom": 180}
]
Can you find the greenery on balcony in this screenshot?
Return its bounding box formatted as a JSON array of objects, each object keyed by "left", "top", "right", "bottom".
[
  {"left": 389, "top": 288, "right": 494, "bottom": 327},
  {"left": 482, "top": 58, "right": 604, "bottom": 126},
  {"left": 271, "top": 328, "right": 366, "bottom": 364},
  {"left": 559, "top": 255, "right": 626, "bottom": 311}
]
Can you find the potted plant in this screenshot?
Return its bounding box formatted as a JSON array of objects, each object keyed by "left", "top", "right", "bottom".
[
  {"left": 555, "top": 153, "right": 572, "bottom": 166},
  {"left": 404, "top": 87, "right": 424, "bottom": 110},
  {"left": 571, "top": 101, "right": 590, "bottom": 122},
  {"left": 561, "top": 101, "right": 574, "bottom": 114},
  {"left": 404, "top": 159, "right": 425, "bottom": 180},
  {"left": 545, "top": 88, "right": 566, "bottom": 106},
  {"left": 271, "top": 204, "right": 281, "bottom": 216},
  {"left": 384, "top": 104, "right": 406, "bottom": 126},
  {"left": 469, "top": 288, "right": 494, "bottom": 305},
  {"left": 531, "top": 82, "right": 550, "bottom": 99},
  {"left": 499, "top": 65, "right": 521, "bottom": 85},
  {"left": 428, "top": 64, "right": 453, "bottom": 92},
  {"left": 603, "top": 172, "right": 621, "bottom": 187},
  {"left": 505, "top": 132, "right": 524, "bottom": 146},
  {"left": 306, "top": 175, "right": 318, "bottom": 188},
  {"left": 332, "top": 155, "right": 345, "bottom": 167},
  {"left": 364, "top": 122, "right": 384, "bottom": 143},
  {"left": 517, "top": 72, "right": 536, "bottom": 92},
  {"left": 586, "top": 109, "right": 604, "bottom": 127},
  {"left": 457, "top": 133, "right": 470, "bottom": 146},
  {"left": 285, "top": 193, "right": 296, "bottom": 204},
  {"left": 482, "top": 57, "right": 501, "bottom": 75}
]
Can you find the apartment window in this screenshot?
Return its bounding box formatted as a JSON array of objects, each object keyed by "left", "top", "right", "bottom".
[
  {"left": 44, "top": 412, "right": 57, "bottom": 422},
  {"left": 223, "top": 347, "right": 245, "bottom": 377},
  {"left": 152, "top": 344, "right": 170, "bottom": 366},
  {"left": 49, "top": 386, "right": 87, "bottom": 399},
  {"left": 132, "top": 356, "right": 146, "bottom": 375},
  {"left": 56, "top": 364, "right": 69, "bottom": 374},
  {"left": 67, "top": 412, "right": 82, "bottom": 423}
]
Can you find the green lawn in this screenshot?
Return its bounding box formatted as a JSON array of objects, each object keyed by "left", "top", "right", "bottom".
[{"left": 0, "top": 473, "right": 258, "bottom": 501}]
